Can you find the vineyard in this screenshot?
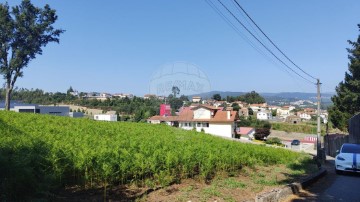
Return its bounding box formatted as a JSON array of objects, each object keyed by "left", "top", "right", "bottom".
[{"left": 0, "top": 111, "right": 313, "bottom": 200}]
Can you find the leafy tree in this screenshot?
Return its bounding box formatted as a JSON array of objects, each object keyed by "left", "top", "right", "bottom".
[
  {"left": 238, "top": 91, "right": 265, "bottom": 104},
  {"left": 329, "top": 24, "right": 360, "bottom": 131},
  {"left": 172, "top": 86, "right": 180, "bottom": 98},
  {"left": 169, "top": 97, "right": 183, "bottom": 111},
  {"left": 212, "top": 93, "right": 221, "bottom": 101},
  {"left": 271, "top": 109, "right": 277, "bottom": 117},
  {"left": 248, "top": 107, "right": 254, "bottom": 115},
  {"left": 231, "top": 103, "right": 240, "bottom": 111},
  {"left": 67, "top": 86, "right": 74, "bottom": 95},
  {"left": 0, "top": 0, "right": 64, "bottom": 110},
  {"left": 237, "top": 116, "right": 271, "bottom": 129},
  {"left": 134, "top": 109, "right": 144, "bottom": 122},
  {"left": 226, "top": 96, "right": 236, "bottom": 102},
  {"left": 179, "top": 94, "right": 189, "bottom": 101},
  {"left": 254, "top": 128, "right": 271, "bottom": 140}
]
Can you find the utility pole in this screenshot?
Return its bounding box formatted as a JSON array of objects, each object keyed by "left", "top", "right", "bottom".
[{"left": 316, "top": 79, "right": 322, "bottom": 160}]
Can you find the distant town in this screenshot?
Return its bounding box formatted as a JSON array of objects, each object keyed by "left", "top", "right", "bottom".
[{"left": 1, "top": 88, "right": 329, "bottom": 139}]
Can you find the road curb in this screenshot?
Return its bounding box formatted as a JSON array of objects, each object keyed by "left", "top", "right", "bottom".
[{"left": 255, "top": 167, "right": 327, "bottom": 202}]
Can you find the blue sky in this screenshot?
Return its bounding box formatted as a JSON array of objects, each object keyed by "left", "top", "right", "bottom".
[{"left": 4, "top": 0, "right": 360, "bottom": 96}]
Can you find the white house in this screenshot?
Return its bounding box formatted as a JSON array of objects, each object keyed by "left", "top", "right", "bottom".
[
  {"left": 147, "top": 116, "right": 174, "bottom": 126},
  {"left": 256, "top": 111, "right": 272, "bottom": 120},
  {"left": 249, "top": 103, "right": 267, "bottom": 112},
  {"left": 144, "top": 94, "right": 156, "bottom": 99},
  {"left": 147, "top": 105, "right": 238, "bottom": 138},
  {"left": 113, "top": 93, "right": 134, "bottom": 99},
  {"left": 192, "top": 96, "right": 202, "bottom": 103},
  {"left": 11, "top": 105, "right": 70, "bottom": 116},
  {"left": 277, "top": 106, "right": 295, "bottom": 119},
  {"left": 94, "top": 114, "right": 118, "bottom": 121},
  {"left": 298, "top": 112, "right": 311, "bottom": 120}
]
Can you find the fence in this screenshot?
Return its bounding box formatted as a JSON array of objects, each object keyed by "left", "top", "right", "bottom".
[
  {"left": 324, "top": 134, "right": 349, "bottom": 157},
  {"left": 349, "top": 114, "right": 360, "bottom": 144},
  {"left": 304, "top": 136, "right": 317, "bottom": 142}
]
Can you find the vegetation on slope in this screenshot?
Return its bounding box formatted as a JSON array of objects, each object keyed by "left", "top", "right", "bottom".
[{"left": 0, "top": 111, "right": 313, "bottom": 200}]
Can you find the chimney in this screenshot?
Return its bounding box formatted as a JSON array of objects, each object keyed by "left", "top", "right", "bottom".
[{"left": 227, "top": 110, "right": 230, "bottom": 120}]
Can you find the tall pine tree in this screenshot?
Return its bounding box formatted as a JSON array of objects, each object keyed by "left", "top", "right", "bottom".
[{"left": 329, "top": 24, "right": 360, "bottom": 131}]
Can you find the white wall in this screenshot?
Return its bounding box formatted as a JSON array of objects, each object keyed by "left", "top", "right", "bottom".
[
  {"left": 257, "top": 112, "right": 267, "bottom": 120},
  {"left": 257, "top": 112, "right": 272, "bottom": 120},
  {"left": 299, "top": 113, "right": 311, "bottom": 120},
  {"left": 94, "top": 114, "right": 118, "bottom": 121},
  {"left": 14, "top": 106, "right": 37, "bottom": 113},
  {"left": 193, "top": 108, "right": 211, "bottom": 119},
  {"left": 179, "top": 121, "right": 234, "bottom": 138},
  {"left": 207, "top": 123, "right": 233, "bottom": 138}
]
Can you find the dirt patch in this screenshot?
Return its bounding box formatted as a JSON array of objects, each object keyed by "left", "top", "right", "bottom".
[
  {"left": 53, "top": 163, "right": 316, "bottom": 202},
  {"left": 269, "top": 130, "right": 316, "bottom": 141},
  {"left": 51, "top": 159, "right": 315, "bottom": 202},
  {"left": 141, "top": 165, "right": 311, "bottom": 202}
]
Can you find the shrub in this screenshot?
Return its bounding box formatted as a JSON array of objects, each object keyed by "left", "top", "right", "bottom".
[
  {"left": 266, "top": 137, "right": 282, "bottom": 145},
  {"left": 254, "top": 128, "right": 270, "bottom": 140}
]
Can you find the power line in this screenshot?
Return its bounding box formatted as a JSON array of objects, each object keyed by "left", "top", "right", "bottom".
[
  {"left": 232, "top": 0, "right": 317, "bottom": 81},
  {"left": 205, "top": 0, "right": 271, "bottom": 64},
  {"left": 215, "top": 0, "right": 315, "bottom": 84},
  {"left": 206, "top": 0, "right": 312, "bottom": 88}
]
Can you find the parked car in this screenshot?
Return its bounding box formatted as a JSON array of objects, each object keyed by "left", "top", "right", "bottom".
[
  {"left": 291, "top": 139, "right": 301, "bottom": 146},
  {"left": 335, "top": 143, "right": 360, "bottom": 174}
]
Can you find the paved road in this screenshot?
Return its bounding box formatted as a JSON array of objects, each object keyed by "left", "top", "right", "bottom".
[
  {"left": 285, "top": 160, "right": 360, "bottom": 202},
  {"left": 282, "top": 141, "right": 315, "bottom": 153}
]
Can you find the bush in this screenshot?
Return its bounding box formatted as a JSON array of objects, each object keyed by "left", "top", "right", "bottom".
[
  {"left": 266, "top": 137, "right": 282, "bottom": 145},
  {"left": 238, "top": 116, "right": 272, "bottom": 130},
  {"left": 254, "top": 128, "right": 271, "bottom": 140}
]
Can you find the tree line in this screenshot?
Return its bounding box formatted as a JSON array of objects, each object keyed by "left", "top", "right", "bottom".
[{"left": 212, "top": 91, "right": 266, "bottom": 104}]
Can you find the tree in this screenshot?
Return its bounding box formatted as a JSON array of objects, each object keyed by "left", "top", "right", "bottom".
[
  {"left": 271, "top": 109, "right": 277, "bottom": 117},
  {"left": 254, "top": 128, "right": 271, "bottom": 140},
  {"left": 0, "top": 0, "right": 64, "bottom": 110},
  {"left": 172, "top": 86, "right": 180, "bottom": 98},
  {"left": 179, "top": 94, "right": 189, "bottom": 101},
  {"left": 67, "top": 86, "right": 74, "bottom": 95},
  {"left": 169, "top": 97, "right": 183, "bottom": 111},
  {"left": 238, "top": 91, "right": 265, "bottom": 104},
  {"left": 248, "top": 107, "right": 254, "bottom": 115},
  {"left": 212, "top": 93, "right": 221, "bottom": 101},
  {"left": 329, "top": 24, "right": 360, "bottom": 131},
  {"left": 231, "top": 103, "right": 240, "bottom": 111}
]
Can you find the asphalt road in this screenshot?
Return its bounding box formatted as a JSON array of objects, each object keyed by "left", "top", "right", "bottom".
[{"left": 285, "top": 160, "right": 360, "bottom": 202}]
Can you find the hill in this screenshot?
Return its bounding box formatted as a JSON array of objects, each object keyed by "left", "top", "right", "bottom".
[{"left": 190, "top": 91, "right": 334, "bottom": 105}]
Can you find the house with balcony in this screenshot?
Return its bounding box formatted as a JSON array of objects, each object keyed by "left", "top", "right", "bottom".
[{"left": 147, "top": 105, "right": 238, "bottom": 138}]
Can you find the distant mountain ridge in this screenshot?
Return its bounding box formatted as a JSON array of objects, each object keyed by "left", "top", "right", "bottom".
[{"left": 189, "top": 91, "right": 334, "bottom": 102}]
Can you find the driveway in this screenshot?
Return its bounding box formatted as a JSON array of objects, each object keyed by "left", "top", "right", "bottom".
[{"left": 284, "top": 159, "right": 360, "bottom": 201}]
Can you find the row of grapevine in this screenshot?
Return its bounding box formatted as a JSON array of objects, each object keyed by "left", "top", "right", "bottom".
[{"left": 0, "top": 111, "right": 308, "bottom": 200}]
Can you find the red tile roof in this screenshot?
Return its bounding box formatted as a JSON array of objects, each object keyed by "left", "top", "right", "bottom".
[
  {"left": 148, "top": 105, "right": 238, "bottom": 123},
  {"left": 236, "top": 127, "right": 255, "bottom": 135}
]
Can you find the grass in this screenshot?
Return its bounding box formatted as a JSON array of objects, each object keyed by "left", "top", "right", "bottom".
[{"left": 271, "top": 122, "right": 326, "bottom": 134}]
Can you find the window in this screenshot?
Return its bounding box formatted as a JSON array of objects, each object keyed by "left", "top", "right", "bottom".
[
  {"left": 202, "top": 123, "right": 209, "bottom": 127},
  {"left": 18, "top": 109, "right": 35, "bottom": 113},
  {"left": 341, "top": 144, "right": 360, "bottom": 154},
  {"left": 197, "top": 122, "right": 201, "bottom": 127}
]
